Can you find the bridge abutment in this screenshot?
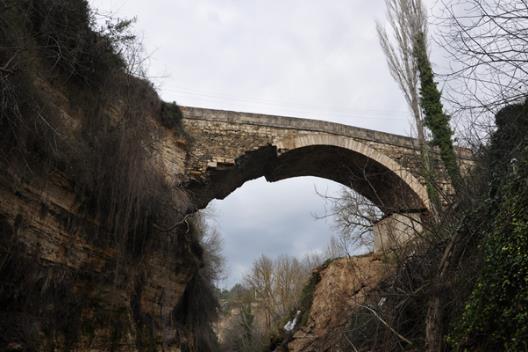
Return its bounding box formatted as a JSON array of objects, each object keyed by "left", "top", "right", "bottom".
[{"left": 373, "top": 212, "right": 424, "bottom": 253}]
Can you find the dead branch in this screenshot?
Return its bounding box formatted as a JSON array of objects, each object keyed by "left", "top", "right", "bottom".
[{"left": 358, "top": 304, "right": 414, "bottom": 346}]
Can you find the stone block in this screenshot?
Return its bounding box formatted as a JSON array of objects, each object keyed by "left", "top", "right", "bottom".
[{"left": 373, "top": 213, "right": 423, "bottom": 252}]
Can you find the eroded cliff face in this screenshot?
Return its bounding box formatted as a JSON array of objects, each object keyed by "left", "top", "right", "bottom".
[
  {"left": 0, "top": 171, "right": 195, "bottom": 350},
  {"left": 0, "top": 74, "right": 205, "bottom": 350},
  {"left": 286, "top": 255, "right": 393, "bottom": 352},
  {"left": 0, "top": 1, "right": 215, "bottom": 347}
]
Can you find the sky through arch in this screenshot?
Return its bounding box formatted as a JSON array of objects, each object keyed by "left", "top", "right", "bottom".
[{"left": 205, "top": 176, "right": 370, "bottom": 289}]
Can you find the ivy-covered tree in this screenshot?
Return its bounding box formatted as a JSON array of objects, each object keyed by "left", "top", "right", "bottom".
[
  {"left": 413, "top": 27, "right": 462, "bottom": 352},
  {"left": 414, "top": 31, "right": 462, "bottom": 193}
]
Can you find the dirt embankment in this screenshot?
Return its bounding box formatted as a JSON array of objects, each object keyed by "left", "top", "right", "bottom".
[{"left": 287, "top": 254, "right": 393, "bottom": 352}]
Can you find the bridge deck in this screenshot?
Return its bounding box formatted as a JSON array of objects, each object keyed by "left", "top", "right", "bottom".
[{"left": 179, "top": 106, "right": 472, "bottom": 159}]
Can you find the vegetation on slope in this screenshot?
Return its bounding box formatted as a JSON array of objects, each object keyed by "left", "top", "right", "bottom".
[
  {"left": 361, "top": 0, "right": 528, "bottom": 350},
  {"left": 449, "top": 102, "right": 528, "bottom": 351}
]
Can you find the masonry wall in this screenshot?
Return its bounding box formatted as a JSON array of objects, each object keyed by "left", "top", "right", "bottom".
[
  {"left": 178, "top": 106, "right": 472, "bottom": 210},
  {"left": 180, "top": 106, "right": 425, "bottom": 180}
]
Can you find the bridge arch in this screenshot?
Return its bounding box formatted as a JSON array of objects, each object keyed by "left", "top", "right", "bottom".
[
  {"left": 186, "top": 132, "right": 430, "bottom": 215},
  {"left": 273, "top": 134, "right": 429, "bottom": 211}
]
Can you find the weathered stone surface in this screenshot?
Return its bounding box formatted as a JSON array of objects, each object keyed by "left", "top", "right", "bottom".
[
  {"left": 0, "top": 162, "right": 194, "bottom": 351},
  {"left": 287, "top": 255, "right": 392, "bottom": 352},
  {"left": 0, "top": 81, "right": 196, "bottom": 350},
  {"left": 373, "top": 212, "right": 423, "bottom": 252}
]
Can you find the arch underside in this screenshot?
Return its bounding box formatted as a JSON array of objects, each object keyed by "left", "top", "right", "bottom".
[
  {"left": 186, "top": 140, "right": 429, "bottom": 215},
  {"left": 268, "top": 145, "right": 426, "bottom": 213}
]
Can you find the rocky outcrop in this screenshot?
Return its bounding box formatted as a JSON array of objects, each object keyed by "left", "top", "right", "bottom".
[
  {"left": 287, "top": 255, "right": 393, "bottom": 352},
  {"left": 0, "top": 79, "right": 202, "bottom": 350},
  {"left": 0, "top": 172, "right": 194, "bottom": 349}
]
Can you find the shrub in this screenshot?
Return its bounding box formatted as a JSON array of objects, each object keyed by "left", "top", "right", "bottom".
[
  {"left": 450, "top": 102, "right": 528, "bottom": 351},
  {"left": 29, "top": 0, "right": 128, "bottom": 85},
  {"left": 160, "top": 101, "right": 184, "bottom": 129},
  {"left": 172, "top": 215, "right": 223, "bottom": 352}
]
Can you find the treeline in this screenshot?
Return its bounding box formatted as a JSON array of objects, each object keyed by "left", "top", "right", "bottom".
[{"left": 218, "top": 252, "right": 330, "bottom": 352}]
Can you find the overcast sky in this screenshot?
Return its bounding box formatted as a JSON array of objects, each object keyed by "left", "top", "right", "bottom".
[{"left": 89, "top": 0, "right": 443, "bottom": 288}]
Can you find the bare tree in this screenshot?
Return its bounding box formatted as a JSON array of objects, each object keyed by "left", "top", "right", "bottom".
[
  {"left": 324, "top": 236, "right": 347, "bottom": 260},
  {"left": 316, "top": 186, "right": 381, "bottom": 256},
  {"left": 245, "top": 255, "right": 276, "bottom": 330},
  {"left": 378, "top": 5, "right": 464, "bottom": 346},
  {"left": 225, "top": 252, "right": 320, "bottom": 350},
  {"left": 377, "top": 0, "right": 427, "bottom": 140},
  {"left": 332, "top": 188, "right": 381, "bottom": 250},
  {"left": 301, "top": 253, "right": 324, "bottom": 270},
  {"left": 440, "top": 0, "right": 528, "bottom": 118},
  {"left": 192, "top": 213, "right": 226, "bottom": 284},
  {"left": 377, "top": 0, "right": 442, "bottom": 215},
  {"left": 274, "top": 255, "right": 306, "bottom": 318}
]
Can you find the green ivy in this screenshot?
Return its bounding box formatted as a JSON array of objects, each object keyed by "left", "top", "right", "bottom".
[{"left": 414, "top": 32, "right": 462, "bottom": 192}]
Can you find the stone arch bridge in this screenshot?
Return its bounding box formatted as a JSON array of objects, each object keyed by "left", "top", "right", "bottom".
[{"left": 179, "top": 106, "right": 472, "bottom": 250}]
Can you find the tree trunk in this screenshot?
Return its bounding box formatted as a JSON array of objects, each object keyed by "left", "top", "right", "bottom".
[
  {"left": 424, "top": 227, "right": 461, "bottom": 351},
  {"left": 425, "top": 290, "right": 443, "bottom": 351}
]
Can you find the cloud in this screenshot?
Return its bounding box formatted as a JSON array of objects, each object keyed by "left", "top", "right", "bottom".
[
  {"left": 89, "top": 0, "right": 414, "bottom": 131},
  {"left": 207, "top": 177, "right": 342, "bottom": 288}
]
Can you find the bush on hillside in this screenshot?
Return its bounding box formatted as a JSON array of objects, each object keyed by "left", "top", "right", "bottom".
[{"left": 450, "top": 102, "right": 528, "bottom": 351}]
